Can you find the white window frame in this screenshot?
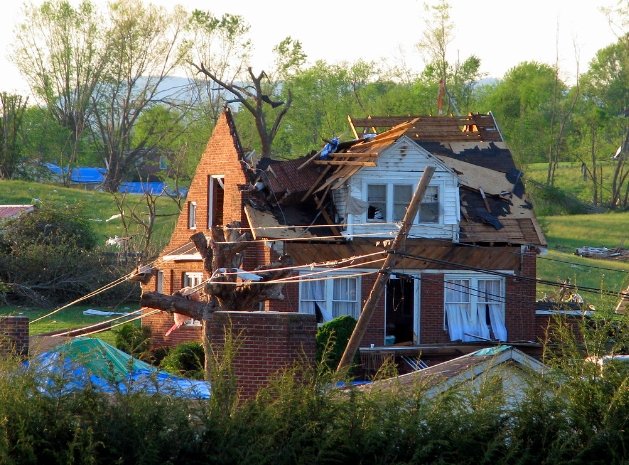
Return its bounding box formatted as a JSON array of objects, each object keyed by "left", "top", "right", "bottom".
[
  {"left": 188, "top": 201, "right": 197, "bottom": 230},
  {"left": 364, "top": 181, "right": 441, "bottom": 225},
  {"left": 298, "top": 271, "right": 361, "bottom": 322},
  {"left": 182, "top": 272, "right": 203, "bottom": 327},
  {"left": 443, "top": 273, "right": 506, "bottom": 342},
  {"left": 208, "top": 175, "right": 225, "bottom": 229},
  {"left": 156, "top": 270, "right": 164, "bottom": 294}
]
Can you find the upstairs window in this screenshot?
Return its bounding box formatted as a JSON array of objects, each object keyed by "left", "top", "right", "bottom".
[
  {"left": 208, "top": 175, "right": 225, "bottom": 228},
  {"left": 393, "top": 185, "right": 412, "bottom": 221},
  {"left": 188, "top": 201, "right": 197, "bottom": 229},
  {"left": 367, "top": 184, "right": 387, "bottom": 222},
  {"left": 366, "top": 183, "right": 440, "bottom": 224},
  {"left": 182, "top": 272, "right": 203, "bottom": 327},
  {"left": 420, "top": 185, "right": 439, "bottom": 223}
]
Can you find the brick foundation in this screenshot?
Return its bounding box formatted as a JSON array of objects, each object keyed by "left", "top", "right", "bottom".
[
  {"left": 0, "top": 316, "right": 29, "bottom": 356},
  {"left": 208, "top": 311, "right": 316, "bottom": 399}
]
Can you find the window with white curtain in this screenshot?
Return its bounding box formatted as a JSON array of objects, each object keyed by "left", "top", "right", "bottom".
[
  {"left": 444, "top": 275, "right": 506, "bottom": 342},
  {"left": 182, "top": 272, "right": 203, "bottom": 327},
  {"left": 300, "top": 273, "right": 360, "bottom": 323}
]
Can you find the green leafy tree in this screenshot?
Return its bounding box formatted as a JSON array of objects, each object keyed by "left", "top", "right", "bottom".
[
  {"left": 482, "top": 62, "right": 562, "bottom": 166},
  {"left": 184, "top": 10, "right": 251, "bottom": 125},
  {"left": 0, "top": 203, "right": 101, "bottom": 304},
  {"left": 580, "top": 34, "right": 629, "bottom": 207},
  {"left": 13, "top": 0, "right": 106, "bottom": 182},
  {"left": 416, "top": 0, "right": 484, "bottom": 115},
  {"left": 0, "top": 93, "right": 28, "bottom": 179},
  {"left": 92, "top": 0, "right": 190, "bottom": 192}
]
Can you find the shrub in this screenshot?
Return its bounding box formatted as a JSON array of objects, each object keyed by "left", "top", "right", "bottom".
[
  {"left": 113, "top": 323, "right": 151, "bottom": 361},
  {"left": 0, "top": 202, "right": 139, "bottom": 305},
  {"left": 160, "top": 342, "right": 205, "bottom": 380},
  {"left": 316, "top": 315, "right": 358, "bottom": 371}
]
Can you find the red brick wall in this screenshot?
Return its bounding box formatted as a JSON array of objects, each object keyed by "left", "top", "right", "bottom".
[
  {"left": 420, "top": 273, "right": 450, "bottom": 343},
  {"left": 362, "top": 274, "right": 385, "bottom": 347},
  {"left": 163, "top": 112, "right": 250, "bottom": 252},
  {"left": 0, "top": 316, "right": 29, "bottom": 356},
  {"left": 142, "top": 111, "right": 271, "bottom": 344},
  {"left": 535, "top": 313, "right": 586, "bottom": 344},
  {"left": 505, "top": 249, "right": 537, "bottom": 342},
  {"left": 208, "top": 311, "right": 316, "bottom": 399}
]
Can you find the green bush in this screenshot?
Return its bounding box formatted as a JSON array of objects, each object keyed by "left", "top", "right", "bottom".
[
  {"left": 0, "top": 202, "right": 139, "bottom": 306},
  {"left": 113, "top": 323, "right": 151, "bottom": 361},
  {"left": 316, "top": 315, "right": 357, "bottom": 370},
  {"left": 160, "top": 342, "right": 205, "bottom": 380}
]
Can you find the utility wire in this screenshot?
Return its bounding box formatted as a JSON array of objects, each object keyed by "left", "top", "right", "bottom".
[
  {"left": 50, "top": 309, "right": 143, "bottom": 338},
  {"left": 213, "top": 221, "right": 629, "bottom": 274}
]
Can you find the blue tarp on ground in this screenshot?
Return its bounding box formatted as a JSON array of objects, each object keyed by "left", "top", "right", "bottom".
[
  {"left": 28, "top": 337, "right": 210, "bottom": 399},
  {"left": 70, "top": 167, "right": 107, "bottom": 184},
  {"left": 118, "top": 181, "right": 165, "bottom": 195}
]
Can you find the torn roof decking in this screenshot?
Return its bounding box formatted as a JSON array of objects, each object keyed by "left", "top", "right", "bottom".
[
  {"left": 261, "top": 155, "right": 322, "bottom": 200},
  {"left": 348, "top": 114, "right": 503, "bottom": 142},
  {"left": 245, "top": 114, "right": 545, "bottom": 246}
]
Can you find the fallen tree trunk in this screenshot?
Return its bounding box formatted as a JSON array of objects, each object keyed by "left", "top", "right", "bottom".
[{"left": 140, "top": 291, "right": 215, "bottom": 321}]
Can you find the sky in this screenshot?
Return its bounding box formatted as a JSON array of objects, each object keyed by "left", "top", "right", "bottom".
[{"left": 0, "top": 0, "right": 623, "bottom": 99}]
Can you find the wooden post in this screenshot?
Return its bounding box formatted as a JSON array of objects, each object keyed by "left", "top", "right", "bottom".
[{"left": 336, "top": 166, "right": 436, "bottom": 372}]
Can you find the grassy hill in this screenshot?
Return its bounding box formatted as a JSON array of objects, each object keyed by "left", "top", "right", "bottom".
[
  {"left": 0, "top": 180, "right": 182, "bottom": 343},
  {"left": 536, "top": 211, "right": 629, "bottom": 310},
  {"left": 0, "top": 180, "right": 180, "bottom": 253}
]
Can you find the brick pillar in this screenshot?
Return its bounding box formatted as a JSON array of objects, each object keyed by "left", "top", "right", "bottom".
[
  {"left": 506, "top": 249, "right": 537, "bottom": 342},
  {"left": 0, "top": 316, "right": 29, "bottom": 356},
  {"left": 208, "top": 311, "right": 316, "bottom": 399},
  {"left": 420, "top": 273, "right": 450, "bottom": 344}
]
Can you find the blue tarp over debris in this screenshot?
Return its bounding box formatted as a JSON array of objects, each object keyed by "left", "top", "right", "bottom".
[
  {"left": 118, "top": 181, "right": 165, "bottom": 195},
  {"left": 28, "top": 337, "right": 210, "bottom": 399},
  {"left": 70, "top": 167, "right": 107, "bottom": 184}
]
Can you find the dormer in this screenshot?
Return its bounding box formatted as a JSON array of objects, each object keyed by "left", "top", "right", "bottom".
[{"left": 333, "top": 136, "right": 460, "bottom": 241}]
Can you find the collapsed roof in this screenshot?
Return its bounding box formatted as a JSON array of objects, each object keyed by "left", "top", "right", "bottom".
[{"left": 242, "top": 113, "right": 545, "bottom": 247}]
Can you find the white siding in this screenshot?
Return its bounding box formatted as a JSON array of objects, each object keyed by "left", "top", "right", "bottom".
[
  {"left": 339, "top": 137, "right": 460, "bottom": 241},
  {"left": 332, "top": 186, "right": 348, "bottom": 224}
]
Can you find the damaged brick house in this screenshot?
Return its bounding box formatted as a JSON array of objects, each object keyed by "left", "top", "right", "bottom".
[{"left": 141, "top": 108, "right": 546, "bottom": 354}]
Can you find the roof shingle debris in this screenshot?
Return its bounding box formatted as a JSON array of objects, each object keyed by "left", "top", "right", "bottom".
[{"left": 240, "top": 113, "right": 545, "bottom": 246}]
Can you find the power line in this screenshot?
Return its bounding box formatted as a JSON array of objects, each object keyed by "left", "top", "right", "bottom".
[
  {"left": 392, "top": 250, "right": 626, "bottom": 298},
  {"left": 50, "top": 309, "right": 143, "bottom": 338},
  {"left": 210, "top": 221, "right": 629, "bottom": 274}
]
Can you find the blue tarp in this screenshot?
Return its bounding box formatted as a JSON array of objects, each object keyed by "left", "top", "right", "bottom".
[
  {"left": 28, "top": 338, "right": 210, "bottom": 399},
  {"left": 119, "top": 181, "right": 165, "bottom": 195},
  {"left": 70, "top": 167, "right": 107, "bottom": 184}
]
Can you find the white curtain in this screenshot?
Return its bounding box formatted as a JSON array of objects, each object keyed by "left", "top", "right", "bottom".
[
  {"left": 445, "top": 303, "right": 466, "bottom": 341},
  {"left": 445, "top": 282, "right": 469, "bottom": 341},
  {"left": 302, "top": 280, "right": 331, "bottom": 322},
  {"left": 467, "top": 303, "right": 490, "bottom": 341},
  {"left": 333, "top": 278, "right": 358, "bottom": 319},
  {"left": 445, "top": 280, "right": 490, "bottom": 342},
  {"left": 479, "top": 280, "right": 507, "bottom": 341}
]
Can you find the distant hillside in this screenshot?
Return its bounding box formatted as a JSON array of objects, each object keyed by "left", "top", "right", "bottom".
[{"left": 0, "top": 180, "right": 180, "bottom": 254}]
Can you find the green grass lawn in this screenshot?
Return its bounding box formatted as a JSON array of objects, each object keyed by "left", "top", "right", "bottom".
[
  {"left": 536, "top": 211, "right": 629, "bottom": 311},
  {"left": 0, "top": 304, "right": 142, "bottom": 346},
  {"left": 525, "top": 160, "right": 619, "bottom": 207},
  {"left": 0, "top": 180, "right": 180, "bottom": 253}
]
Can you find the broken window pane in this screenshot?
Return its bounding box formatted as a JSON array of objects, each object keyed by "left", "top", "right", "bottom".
[
  {"left": 419, "top": 186, "right": 439, "bottom": 223},
  {"left": 367, "top": 184, "right": 386, "bottom": 221}
]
